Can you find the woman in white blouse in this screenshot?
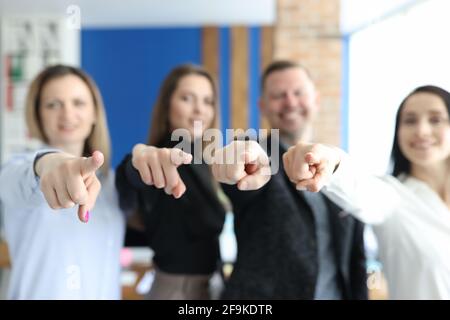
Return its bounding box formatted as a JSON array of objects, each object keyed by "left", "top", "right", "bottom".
[
  {"left": 0, "top": 65, "right": 125, "bottom": 299},
  {"left": 282, "top": 85, "right": 450, "bottom": 299}
]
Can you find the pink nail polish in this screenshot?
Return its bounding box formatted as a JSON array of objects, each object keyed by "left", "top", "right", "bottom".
[{"left": 85, "top": 211, "right": 90, "bottom": 223}]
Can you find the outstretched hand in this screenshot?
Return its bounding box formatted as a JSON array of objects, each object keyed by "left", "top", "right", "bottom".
[
  {"left": 282, "top": 142, "right": 341, "bottom": 192},
  {"left": 35, "top": 151, "right": 104, "bottom": 222},
  {"left": 131, "top": 144, "right": 193, "bottom": 199},
  {"left": 211, "top": 140, "right": 271, "bottom": 190}
]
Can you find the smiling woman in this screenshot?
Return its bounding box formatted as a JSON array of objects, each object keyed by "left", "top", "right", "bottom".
[
  {"left": 0, "top": 65, "right": 125, "bottom": 299},
  {"left": 115, "top": 64, "right": 226, "bottom": 300},
  {"left": 168, "top": 74, "right": 215, "bottom": 141},
  {"left": 37, "top": 74, "right": 98, "bottom": 159},
  {"left": 397, "top": 91, "right": 450, "bottom": 173}
]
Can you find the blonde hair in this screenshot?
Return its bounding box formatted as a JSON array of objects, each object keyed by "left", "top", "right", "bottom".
[
  {"left": 148, "top": 64, "right": 220, "bottom": 145},
  {"left": 25, "top": 64, "right": 111, "bottom": 176}
]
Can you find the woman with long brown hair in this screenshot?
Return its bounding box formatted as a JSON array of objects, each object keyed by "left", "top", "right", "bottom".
[
  {"left": 115, "top": 64, "right": 226, "bottom": 299},
  {"left": 0, "top": 65, "right": 125, "bottom": 299}
]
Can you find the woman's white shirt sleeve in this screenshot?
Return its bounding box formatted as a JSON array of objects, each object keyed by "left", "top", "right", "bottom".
[{"left": 322, "top": 152, "right": 402, "bottom": 225}]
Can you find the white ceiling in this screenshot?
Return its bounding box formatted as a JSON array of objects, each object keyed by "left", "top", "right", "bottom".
[
  {"left": 0, "top": 0, "right": 423, "bottom": 32},
  {"left": 0, "top": 0, "right": 276, "bottom": 26}
]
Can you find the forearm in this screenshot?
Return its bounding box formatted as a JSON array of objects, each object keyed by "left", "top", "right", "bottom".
[
  {"left": 115, "top": 154, "right": 157, "bottom": 212},
  {"left": 116, "top": 154, "right": 148, "bottom": 190},
  {"left": 0, "top": 151, "right": 56, "bottom": 207},
  {"left": 34, "top": 151, "right": 68, "bottom": 177}
]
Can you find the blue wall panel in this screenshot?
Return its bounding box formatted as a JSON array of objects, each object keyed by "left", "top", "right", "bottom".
[{"left": 81, "top": 28, "right": 202, "bottom": 167}]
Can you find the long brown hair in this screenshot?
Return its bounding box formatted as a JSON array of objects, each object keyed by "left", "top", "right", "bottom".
[
  {"left": 147, "top": 64, "right": 220, "bottom": 145},
  {"left": 25, "top": 64, "right": 111, "bottom": 176}
]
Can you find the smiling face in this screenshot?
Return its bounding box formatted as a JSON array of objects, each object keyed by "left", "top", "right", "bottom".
[
  {"left": 398, "top": 92, "right": 450, "bottom": 168},
  {"left": 39, "top": 74, "right": 96, "bottom": 150},
  {"left": 168, "top": 74, "right": 215, "bottom": 139},
  {"left": 260, "top": 67, "right": 320, "bottom": 140}
]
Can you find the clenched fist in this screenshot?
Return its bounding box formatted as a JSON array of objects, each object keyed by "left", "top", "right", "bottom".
[
  {"left": 211, "top": 140, "right": 271, "bottom": 190},
  {"left": 35, "top": 151, "right": 104, "bottom": 223},
  {"left": 282, "top": 142, "right": 341, "bottom": 192}
]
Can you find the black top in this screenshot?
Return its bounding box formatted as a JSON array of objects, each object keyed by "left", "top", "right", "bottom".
[
  {"left": 115, "top": 139, "right": 226, "bottom": 274},
  {"left": 221, "top": 136, "right": 368, "bottom": 299}
]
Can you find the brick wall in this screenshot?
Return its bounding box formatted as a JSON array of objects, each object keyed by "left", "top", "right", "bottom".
[{"left": 274, "top": 0, "right": 342, "bottom": 146}]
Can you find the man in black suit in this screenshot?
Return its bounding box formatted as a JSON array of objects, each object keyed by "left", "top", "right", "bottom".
[{"left": 212, "top": 60, "right": 368, "bottom": 299}]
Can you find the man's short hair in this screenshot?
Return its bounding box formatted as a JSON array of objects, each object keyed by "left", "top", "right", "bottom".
[{"left": 260, "top": 60, "right": 313, "bottom": 93}]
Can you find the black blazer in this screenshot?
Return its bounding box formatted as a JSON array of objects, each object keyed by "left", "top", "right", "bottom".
[
  {"left": 115, "top": 141, "right": 226, "bottom": 275},
  {"left": 221, "top": 138, "right": 367, "bottom": 299}
]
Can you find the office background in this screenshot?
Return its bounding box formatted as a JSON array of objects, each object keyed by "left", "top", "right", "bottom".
[{"left": 1, "top": 0, "right": 449, "bottom": 299}]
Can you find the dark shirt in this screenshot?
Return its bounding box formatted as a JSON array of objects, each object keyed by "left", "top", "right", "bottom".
[
  {"left": 115, "top": 139, "right": 226, "bottom": 274},
  {"left": 221, "top": 136, "right": 367, "bottom": 299}
]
